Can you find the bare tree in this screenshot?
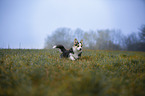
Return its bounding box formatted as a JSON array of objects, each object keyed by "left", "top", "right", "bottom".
[
  {"left": 44, "top": 28, "right": 73, "bottom": 49},
  {"left": 45, "top": 27, "right": 143, "bottom": 51},
  {"left": 139, "top": 25, "right": 145, "bottom": 42}
]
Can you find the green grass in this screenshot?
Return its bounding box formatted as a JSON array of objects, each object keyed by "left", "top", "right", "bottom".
[{"left": 0, "top": 49, "right": 145, "bottom": 96}]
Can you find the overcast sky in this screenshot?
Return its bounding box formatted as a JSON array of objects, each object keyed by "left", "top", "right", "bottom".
[{"left": 0, "top": 0, "right": 145, "bottom": 49}]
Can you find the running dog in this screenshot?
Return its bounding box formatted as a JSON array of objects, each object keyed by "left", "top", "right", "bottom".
[{"left": 53, "top": 38, "right": 83, "bottom": 60}]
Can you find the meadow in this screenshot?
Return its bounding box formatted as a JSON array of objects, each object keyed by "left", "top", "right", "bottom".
[{"left": 0, "top": 49, "right": 145, "bottom": 96}]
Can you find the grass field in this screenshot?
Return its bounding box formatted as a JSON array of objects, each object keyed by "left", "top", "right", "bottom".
[{"left": 0, "top": 49, "right": 145, "bottom": 96}]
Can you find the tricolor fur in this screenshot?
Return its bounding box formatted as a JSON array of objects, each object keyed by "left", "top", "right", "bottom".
[{"left": 53, "top": 38, "right": 83, "bottom": 60}]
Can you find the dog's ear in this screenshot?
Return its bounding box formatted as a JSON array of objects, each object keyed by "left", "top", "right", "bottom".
[
  {"left": 80, "top": 40, "right": 83, "bottom": 45},
  {"left": 74, "top": 38, "right": 78, "bottom": 45}
]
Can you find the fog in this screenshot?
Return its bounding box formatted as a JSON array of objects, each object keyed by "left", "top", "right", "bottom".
[
  {"left": 0, "top": 0, "right": 145, "bottom": 49},
  {"left": 45, "top": 26, "right": 145, "bottom": 52}
]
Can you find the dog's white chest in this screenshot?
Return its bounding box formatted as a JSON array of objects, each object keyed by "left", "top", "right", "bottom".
[
  {"left": 69, "top": 53, "right": 79, "bottom": 60},
  {"left": 72, "top": 53, "right": 79, "bottom": 59},
  {"left": 69, "top": 47, "right": 82, "bottom": 60}
]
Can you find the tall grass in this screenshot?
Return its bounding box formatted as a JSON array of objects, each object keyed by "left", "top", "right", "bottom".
[{"left": 0, "top": 49, "right": 145, "bottom": 96}]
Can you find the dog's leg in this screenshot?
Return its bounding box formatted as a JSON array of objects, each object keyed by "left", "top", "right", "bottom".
[
  {"left": 60, "top": 53, "right": 63, "bottom": 58},
  {"left": 69, "top": 53, "right": 75, "bottom": 60},
  {"left": 69, "top": 55, "right": 75, "bottom": 60}
]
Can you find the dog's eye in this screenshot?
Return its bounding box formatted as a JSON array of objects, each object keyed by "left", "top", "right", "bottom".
[
  {"left": 75, "top": 43, "right": 79, "bottom": 46},
  {"left": 77, "top": 45, "right": 79, "bottom": 47}
]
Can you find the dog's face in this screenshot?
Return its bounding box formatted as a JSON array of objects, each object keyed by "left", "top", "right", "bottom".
[{"left": 73, "top": 38, "right": 83, "bottom": 51}]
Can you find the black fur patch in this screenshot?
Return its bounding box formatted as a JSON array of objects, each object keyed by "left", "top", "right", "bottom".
[
  {"left": 55, "top": 45, "right": 66, "bottom": 53},
  {"left": 60, "top": 50, "right": 70, "bottom": 58},
  {"left": 59, "top": 47, "right": 74, "bottom": 58},
  {"left": 69, "top": 48, "right": 74, "bottom": 54},
  {"left": 78, "top": 52, "right": 82, "bottom": 57},
  {"left": 54, "top": 44, "right": 82, "bottom": 60},
  {"left": 74, "top": 43, "right": 79, "bottom": 46}
]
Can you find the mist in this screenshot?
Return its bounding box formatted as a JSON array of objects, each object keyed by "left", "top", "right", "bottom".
[
  {"left": 45, "top": 25, "right": 145, "bottom": 52},
  {"left": 0, "top": 0, "right": 145, "bottom": 49}
]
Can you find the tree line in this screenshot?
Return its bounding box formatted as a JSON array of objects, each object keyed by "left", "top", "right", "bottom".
[{"left": 44, "top": 25, "right": 145, "bottom": 52}]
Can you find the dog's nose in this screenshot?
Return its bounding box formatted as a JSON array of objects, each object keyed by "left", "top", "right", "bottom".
[{"left": 79, "top": 48, "right": 82, "bottom": 51}]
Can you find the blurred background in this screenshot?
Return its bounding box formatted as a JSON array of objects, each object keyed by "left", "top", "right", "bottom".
[{"left": 0, "top": 0, "right": 145, "bottom": 51}]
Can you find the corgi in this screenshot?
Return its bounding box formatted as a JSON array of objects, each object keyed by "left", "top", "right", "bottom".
[{"left": 53, "top": 38, "right": 83, "bottom": 60}]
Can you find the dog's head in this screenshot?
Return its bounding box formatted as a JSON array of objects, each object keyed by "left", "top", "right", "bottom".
[{"left": 73, "top": 38, "right": 83, "bottom": 51}]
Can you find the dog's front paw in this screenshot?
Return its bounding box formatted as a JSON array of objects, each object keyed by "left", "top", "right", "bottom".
[{"left": 69, "top": 55, "right": 75, "bottom": 60}]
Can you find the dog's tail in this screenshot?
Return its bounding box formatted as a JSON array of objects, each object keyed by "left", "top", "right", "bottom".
[{"left": 53, "top": 45, "right": 66, "bottom": 53}]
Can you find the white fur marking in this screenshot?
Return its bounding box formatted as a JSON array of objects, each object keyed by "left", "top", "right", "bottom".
[
  {"left": 53, "top": 45, "right": 62, "bottom": 53},
  {"left": 69, "top": 53, "right": 75, "bottom": 60},
  {"left": 77, "top": 43, "right": 82, "bottom": 51},
  {"left": 53, "top": 45, "right": 56, "bottom": 49},
  {"left": 69, "top": 55, "right": 75, "bottom": 60},
  {"left": 72, "top": 47, "right": 82, "bottom": 59}
]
